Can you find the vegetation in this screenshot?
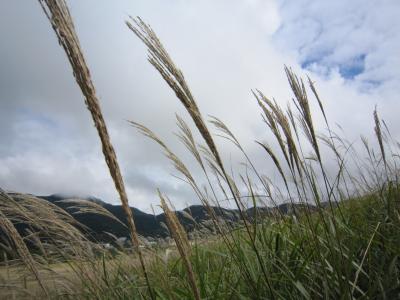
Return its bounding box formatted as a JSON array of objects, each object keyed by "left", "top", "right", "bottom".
[{"left": 0, "top": 0, "right": 399, "bottom": 298}]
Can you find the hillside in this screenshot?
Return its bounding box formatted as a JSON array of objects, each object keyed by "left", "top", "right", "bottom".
[{"left": 3, "top": 192, "right": 314, "bottom": 242}]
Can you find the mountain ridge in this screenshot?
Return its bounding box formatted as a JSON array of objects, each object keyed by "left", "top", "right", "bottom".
[{"left": 4, "top": 192, "right": 317, "bottom": 243}]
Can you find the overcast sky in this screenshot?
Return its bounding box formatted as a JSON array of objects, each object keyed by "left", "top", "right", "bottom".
[{"left": 0, "top": 0, "right": 399, "bottom": 212}]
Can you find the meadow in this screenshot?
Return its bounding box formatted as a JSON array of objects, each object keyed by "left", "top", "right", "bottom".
[{"left": 0, "top": 1, "right": 399, "bottom": 299}]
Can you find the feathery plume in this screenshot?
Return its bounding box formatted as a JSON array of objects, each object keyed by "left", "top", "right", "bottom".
[
  {"left": 38, "top": 1, "right": 153, "bottom": 297},
  {"left": 158, "top": 191, "right": 200, "bottom": 300}
]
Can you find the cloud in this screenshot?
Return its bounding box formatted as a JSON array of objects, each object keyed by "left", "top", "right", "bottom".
[
  {"left": 274, "top": 0, "right": 400, "bottom": 84},
  {"left": 0, "top": 0, "right": 399, "bottom": 212}
]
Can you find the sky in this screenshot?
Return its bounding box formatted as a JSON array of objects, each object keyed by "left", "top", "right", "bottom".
[{"left": 0, "top": 0, "right": 399, "bottom": 212}]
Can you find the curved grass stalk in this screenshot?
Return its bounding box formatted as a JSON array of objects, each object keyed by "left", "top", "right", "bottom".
[{"left": 38, "top": 1, "right": 154, "bottom": 298}]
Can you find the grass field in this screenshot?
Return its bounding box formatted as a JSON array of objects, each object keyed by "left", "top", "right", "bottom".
[
  {"left": 0, "top": 261, "right": 76, "bottom": 298},
  {"left": 1, "top": 192, "right": 399, "bottom": 299},
  {"left": 0, "top": 0, "right": 399, "bottom": 299}
]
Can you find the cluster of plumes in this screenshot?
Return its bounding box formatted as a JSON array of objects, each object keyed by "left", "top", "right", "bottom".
[
  {"left": 252, "top": 67, "right": 356, "bottom": 209},
  {"left": 126, "top": 15, "right": 400, "bottom": 298},
  {"left": 127, "top": 17, "right": 247, "bottom": 237},
  {"left": 126, "top": 20, "right": 252, "bottom": 225},
  {"left": 0, "top": 190, "right": 94, "bottom": 295},
  {"left": 126, "top": 16, "right": 276, "bottom": 297},
  {"left": 126, "top": 16, "right": 249, "bottom": 233},
  {"left": 0, "top": 191, "right": 47, "bottom": 294},
  {"left": 285, "top": 66, "right": 321, "bottom": 162},
  {"left": 253, "top": 67, "right": 327, "bottom": 183},
  {"left": 254, "top": 90, "right": 301, "bottom": 182}
]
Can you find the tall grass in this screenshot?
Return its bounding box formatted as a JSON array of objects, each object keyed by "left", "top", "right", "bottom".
[
  {"left": 123, "top": 17, "right": 400, "bottom": 299},
  {"left": 0, "top": 1, "right": 399, "bottom": 299},
  {"left": 38, "top": 0, "right": 154, "bottom": 298}
]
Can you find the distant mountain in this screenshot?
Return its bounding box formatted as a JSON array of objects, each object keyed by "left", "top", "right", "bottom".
[
  {"left": 39, "top": 194, "right": 164, "bottom": 241},
  {"left": 4, "top": 192, "right": 317, "bottom": 243}
]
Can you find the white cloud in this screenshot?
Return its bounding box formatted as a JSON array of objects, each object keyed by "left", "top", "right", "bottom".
[
  {"left": 275, "top": 0, "right": 400, "bottom": 84},
  {"left": 0, "top": 0, "right": 399, "bottom": 212}
]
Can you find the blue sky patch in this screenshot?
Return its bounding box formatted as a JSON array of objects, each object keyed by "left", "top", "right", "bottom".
[
  {"left": 301, "top": 53, "right": 367, "bottom": 80},
  {"left": 16, "top": 107, "right": 59, "bottom": 129},
  {"left": 338, "top": 54, "right": 366, "bottom": 79}
]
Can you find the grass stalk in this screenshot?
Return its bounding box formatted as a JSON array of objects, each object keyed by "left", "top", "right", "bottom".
[{"left": 38, "top": 1, "right": 154, "bottom": 298}]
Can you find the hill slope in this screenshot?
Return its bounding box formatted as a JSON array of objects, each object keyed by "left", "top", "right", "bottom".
[{"left": 5, "top": 192, "right": 313, "bottom": 242}]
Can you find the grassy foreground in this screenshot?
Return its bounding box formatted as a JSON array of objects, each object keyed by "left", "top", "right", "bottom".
[
  {"left": 1, "top": 187, "right": 399, "bottom": 299},
  {"left": 86, "top": 190, "right": 400, "bottom": 299},
  {"left": 1, "top": 1, "right": 399, "bottom": 299}
]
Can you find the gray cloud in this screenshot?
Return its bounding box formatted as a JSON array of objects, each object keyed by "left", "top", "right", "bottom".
[{"left": 1, "top": 0, "right": 399, "bottom": 212}]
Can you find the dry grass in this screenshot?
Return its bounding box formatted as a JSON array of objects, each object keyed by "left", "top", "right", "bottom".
[
  {"left": 0, "top": 1, "right": 399, "bottom": 299},
  {"left": 159, "top": 191, "right": 200, "bottom": 300},
  {"left": 126, "top": 18, "right": 276, "bottom": 296},
  {"left": 37, "top": 0, "right": 154, "bottom": 298}
]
